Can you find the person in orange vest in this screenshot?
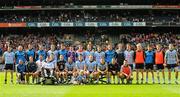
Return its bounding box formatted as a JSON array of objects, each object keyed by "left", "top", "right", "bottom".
[
  {"left": 134, "top": 43, "right": 145, "bottom": 84},
  {"left": 155, "top": 44, "right": 165, "bottom": 84},
  {"left": 119, "top": 60, "right": 133, "bottom": 84}
]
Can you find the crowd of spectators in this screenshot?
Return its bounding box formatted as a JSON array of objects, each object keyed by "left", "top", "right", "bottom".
[
  {"left": 1, "top": 0, "right": 179, "bottom": 6},
  {"left": 0, "top": 30, "right": 179, "bottom": 54},
  {"left": 0, "top": 10, "right": 180, "bottom": 23}
]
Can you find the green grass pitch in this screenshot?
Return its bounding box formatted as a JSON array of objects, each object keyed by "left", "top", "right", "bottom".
[{"left": 0, "top": 72, "right": 179, "bottom": 97}]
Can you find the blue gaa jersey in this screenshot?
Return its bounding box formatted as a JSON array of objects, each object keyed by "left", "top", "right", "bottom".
[
  {"left": 47, "top": 50, "right": 58, "bottom": 61},
  {"left": 83, "top": 50, "right": 94, "bottom": 62},
  {"left": 86, "top": 61, "right": 97, "bottom": 72},
  {"left": 59, "top": 49, "right": 68, "bottom": 61},
  {"left": 75, "top": 60, "right": 86, "bottom": 70},
  {"left": 94, "top": 51, "right": 105, "bottom": 64},
  {"left": 124, "top": 50, "right": 134, "bottom": 65},
  {"left": 145, "top": 50, "right": 155, "bottom": 64},
  {"left": 36, "top": 50, "right": 46, "bottom": 60},
  {"left": 17, "top": 64, "right": 26, "bottom": 73},
  {"left": 105, "top": 50, "right": 116, "bottom": 63},
  {"left": 165, "top": 50, "right": 177, "bottom": 64},
  {"left": 26, "top": 49, "right": 35, "bottom": 61},
  {"left": 65, "top": 62, "right": 75, "bottom": 71},
  {"left": 97, "top": 62, "right": 107, "bottom": 71},
  {"left": 15, "top": 50, "right": 26, "bottom": 64},
  {"left": 3, "top": 51, "right": 15, "bottom": 64}
]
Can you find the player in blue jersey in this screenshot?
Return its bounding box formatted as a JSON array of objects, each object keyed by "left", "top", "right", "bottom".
[
  {"left": 75, "top": 54, "right": 86, "bottom": 77},
  {"left": 16, "top": 60, "right": 26, "bottom": 84},
  {"left": 36, "top": 45, "right": 46, "bottom": 60},
  {"left": 105, "top": 44, "right": 116, "bottom": 63},
  {"left": 144, "top": 45, "right": 155, "bottom": 84},
  {"left": 97, "top": 57, "right": 108, "bottom": 83},
  {"left": 83, "top": 44, "right": 94, "bottom": 62},
  {"left": 85, "top": 54, "right": 98, "bottom": 83},
  {"left": 164, "top": 44, "right": 179, "bottom": 84},
  {"left": 65, "top": 57, "right": 76, "bottom": 83},
  {"left": 124, "top": 43, "right": 134, "bottom": 71},
  {"left": 15, "top": 46, "right": 26, "bottom": 64},
  {"left": 3, "top": 46, "right": 15, "bottom": 84},
  {"left": 26, "top": 44, "right": 35, "bottom": 61},
  {"left": 59, "top": 44, "right": 68, "bottom": 61},
  {"left": 47, "top": 44, "right": 58, "bottom": 61},
  {"left": 94, "top": 45, "right": 105, "bottom": 64}
]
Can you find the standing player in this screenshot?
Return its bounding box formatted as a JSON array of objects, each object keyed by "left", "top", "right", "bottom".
[
  {"left": 119, "top": 60, "right": 133, "bottom": 84},
  {"left": 76, "top": 45, "right": 84, "bottom": 58},
  {"left": 94, "top": 45, "right": 105, "bottom": 64},
  {"left": 3, "top": 46, "right": 15, "bottom": 84},
  {"left": 59, "top": 44, "right": 68, "bottom": 61},
  {"left": 55, "top": 55, "right": 66, "bottom": 83},
  {"left": 97, "top": 57, "right": 108, "bottom": 83},
  {"left": 124, "top": 43, "right": 134, "bottom": 71},
  {"left": 83, "top": 44, "right": 94, "bottom": 62},
  {"left": 26, "top": 56, "right": 37, "bottom": 84},
  {"left": 108, "top": 58, "right": 119, "bottom": 84},
  {"left": 85, "top": 55, "right": 98, "bottom": 83},
  {"left": 116, "top": 43, "right": 125, "bottom": 83},
  {"left": 105, "top": 44, "right": 116, "bottom": 64},
  {"left": 47, "top": 44, "right": 58, "bottom": 61},
  {"left": 36, "top": 45, "right": 46, "bottom": 60},
  {"left": 155, "top": 44, "right": 165, "bottom": 84},
  {"left": 67, "top": 45, "right": 76, "bottom": 62},
  {"left": 145, "top": 45, "right": 155, "bottom": 84},
  {"left": 15, "top": 46, "right": 26, "bottom": 64},
  {"left": 164, "top": 44, "right": 179, "bottom": 84},
  {"left": 26, "top": 44, "right": 35, "bottom": 61},
  {"left": 134, "top": 43, "right": 145, "bottom": 84}
]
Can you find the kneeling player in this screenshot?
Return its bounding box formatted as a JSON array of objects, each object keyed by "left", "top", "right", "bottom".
[
  {"left": 34, "top": 55, "right": 44, "bottom": 84},
  {"left": 16, "top": 60, "right": 26, "bottom": 84},
  {"left": 55, "top": 55, "right": 66, "bottom": 83},
  {"left": 65, "top": 57, "right": 76, "bottom": 83},
  {"left": 26, "top": 56, "right": 37, "bottom": 84},
  {"left": 73, "top": 70, "right": 86, "bottom": 85},
  {"left": 43, "top": 54, "right": 56, "bottom": 78},
  {"left": 120, "top": 60, "right": 133, "bottom": 84},
  {"left": 97, "top": 57, "right": 108, "bottom": 83},
  {"left": 85, "top": 55, "right": 98, "bottom": 83},
  {"left": 74, "top": 54, "right": 86, "bottom": 78},
  {"left": 108, "top": 58, "right": 118, "bottom": 84}
]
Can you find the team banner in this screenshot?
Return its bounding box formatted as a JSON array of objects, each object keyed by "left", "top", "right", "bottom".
[
  {"left": 50, "top": 22, "right": 61, "bottom": 27},
  {"left": 85, "top": 22, "right": 98, "bottom": 27},
  {"left": 122, "top": 22, "right": 133, "bottom": 26},
  {"left": 61, "top": 22, "right": 74, "bottom": 27},
  {"left": 0, "top": 23, "right": 26, "bottom": 27},
  {"left": 109, "top": 22, "right": 122, "bottom": 26},
  {"left": 133, "top": 22, "right": 146, "bottom": 26},
  {"left": 26, "top": 22, "right": 37, "bottom": 27},
  {"left": 37, "top": 22, "right": 50, "bottom": 27}
]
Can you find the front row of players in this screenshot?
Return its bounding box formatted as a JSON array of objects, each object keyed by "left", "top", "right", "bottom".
[{"left": 15, "top": 54, "right": 132, "bottom": 85}]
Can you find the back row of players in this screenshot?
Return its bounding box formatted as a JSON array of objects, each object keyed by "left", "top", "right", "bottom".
[{"left": 2, "top": 43, "right": 179, "bottom": 84}]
